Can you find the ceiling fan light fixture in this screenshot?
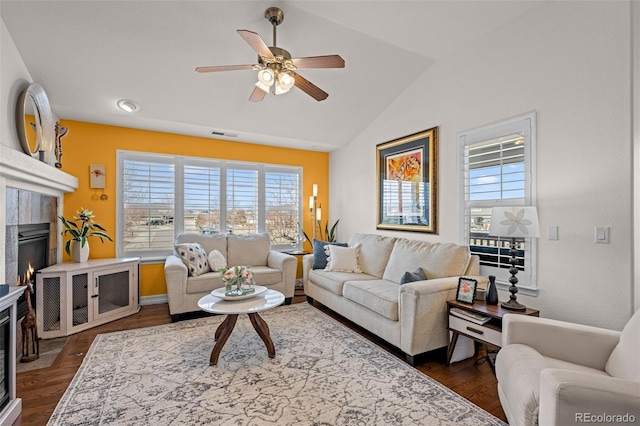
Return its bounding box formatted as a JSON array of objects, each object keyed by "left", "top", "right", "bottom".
[
  {"left": 258, "top": 69, "right": 275, "bottom": 86},
  {"left": 277, "top": 71, "right": 295, "bottom": 90}
]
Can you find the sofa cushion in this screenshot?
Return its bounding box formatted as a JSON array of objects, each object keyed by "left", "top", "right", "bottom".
[
  {"left": 175, "top": 233, "right": 227, "bottom": 258},
  {"left": 208, "top": 249, "right": 227, "bottom": 271},
  {"left": 343, "top": 280, "right": 400, "bottom": 321},
  {"left": 248, "top": 266, "right": 283, "bottom": 286},
  {"left": 312, "top": 239, "right": 348, "bottom": 269},
  {"left": 175, "top": 243, "right": 210, "bottom": 277},
  {"left": 383, "top": 239, "right": 471, "bottom": 283},
  {"left": 309, "top": 269, "right": 377, "bottom": 296},
  {"left": 227, "top": 233, "right": 270, "bottom": 267},
  {"left": 186, "top": 271, "right": 223, "bottom": 293},
  {"left": 605, "top": 309, "right": 640, "bottom": 381},
  {"left": 347, "top": 233, "right": 396, "bottom": 278},
  {"left": 400, "top": 267, "right": 426, "bottom": 284},
  {"left": 324, "top": 244, "right": 362, "bottom": 273}
]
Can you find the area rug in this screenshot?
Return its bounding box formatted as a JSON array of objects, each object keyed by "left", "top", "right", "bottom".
[{"left": 49, "top": 303, "right": 506, "bottom": 425}]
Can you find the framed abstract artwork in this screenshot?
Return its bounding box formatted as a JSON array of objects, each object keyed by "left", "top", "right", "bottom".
[{"left": 376, "top": 127, "right": 438, "bottom": 233}]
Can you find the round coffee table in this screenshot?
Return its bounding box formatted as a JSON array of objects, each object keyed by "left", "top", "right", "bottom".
[{"left": 198, "top": 289, "right": 285, "bottom": 365}]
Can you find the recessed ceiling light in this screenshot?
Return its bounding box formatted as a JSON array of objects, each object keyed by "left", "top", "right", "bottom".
[{"left": 116, "top": 99, "right": 139, "bottom": 113}]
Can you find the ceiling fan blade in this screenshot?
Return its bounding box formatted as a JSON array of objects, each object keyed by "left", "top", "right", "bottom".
[
  {"left": 196, "top": 64, "right": 256, "bottom": 73},
  {"left": 291, "top": 55, "right": 345, "bottom": 69},
  {"left": 237, "top": 29, "right": 275, "bottom": 60},
  {"left": 293, "top": 73, "right": 328, "bottom": 101},
  {"left": 249, "top": 86, "right": 267, "bottom": 102}
]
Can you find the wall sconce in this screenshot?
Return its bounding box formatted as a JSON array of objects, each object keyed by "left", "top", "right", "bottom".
[{"left": 310, "top": 184, "right": 320, "bottom": 240}]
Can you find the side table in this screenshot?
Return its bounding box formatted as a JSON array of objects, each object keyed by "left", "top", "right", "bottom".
[
  {"left": 283, "top": 250, "right": 310, "bottom": 281},
  {"left": 446, "top": 299, "right": 539, "bottom": 367}
]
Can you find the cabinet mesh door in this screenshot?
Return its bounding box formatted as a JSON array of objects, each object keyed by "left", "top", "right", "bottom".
[
  {"left": 41, "top": 277, "right": 61, "bottom": 331},
  {"left": 98, "top": 271, "right": 129, "bottom": 314},
  {"left": 72, "top": 274, "right": 89, "bottom": 326}
]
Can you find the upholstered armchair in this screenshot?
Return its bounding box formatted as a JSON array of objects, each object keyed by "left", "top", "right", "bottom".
[{"left": 495, "top": 310, "right": 640, "bottom": 426}]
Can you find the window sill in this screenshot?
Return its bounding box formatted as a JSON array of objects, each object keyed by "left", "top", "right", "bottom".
[{"left": 496, "top": 281, "right": 539, "bottom": 297}]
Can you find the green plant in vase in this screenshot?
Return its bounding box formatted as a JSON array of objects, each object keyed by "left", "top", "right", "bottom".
[{"left": 59, "top": 208, "right": 113, "bottom": 262}]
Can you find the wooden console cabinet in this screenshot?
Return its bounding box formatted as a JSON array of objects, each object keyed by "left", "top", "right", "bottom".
[{"left": 36, "top": 258, "right": 140, "bottom": 338}]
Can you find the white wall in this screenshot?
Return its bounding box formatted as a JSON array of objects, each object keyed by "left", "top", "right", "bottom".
[
  {"left": 1, "top": 17, "right": 32, "bottom": 151},
  {"left": 330, "top": 1, "right": 634, "bottom": 330}
]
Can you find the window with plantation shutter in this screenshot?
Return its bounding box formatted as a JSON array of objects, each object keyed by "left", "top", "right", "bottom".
[
  {"left": 117, "top": 151, "right": 302, "bottom": 259},
  {"left": 265, "top": 168, "right": 300, "bottom": 248},
  {"left": 184, "top": 164, "right": 221, "bottom": 234},
  {"left": 226, "top": 167, "right": 259, "bottom": 235},
  {"left": 459, "top": 113, "right": 538, "bottom": 292},
  {"left": 120, "top": 154, "right": 175, "bottom": 257}
]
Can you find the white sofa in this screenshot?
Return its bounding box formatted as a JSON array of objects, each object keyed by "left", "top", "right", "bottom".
[
  {"left": 165, "top": 233, "right": 297, "bottom": 321},
  {"left": 496, "top": 311, "right": 640, "bottom": 426},
  {"left": 302, "top": 233, "right": 479, "bottom": 365}
]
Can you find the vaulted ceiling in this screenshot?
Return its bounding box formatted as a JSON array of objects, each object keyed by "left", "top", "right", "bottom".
[{"left": 1, "top": 1, "right": 542, "bottom": 151}]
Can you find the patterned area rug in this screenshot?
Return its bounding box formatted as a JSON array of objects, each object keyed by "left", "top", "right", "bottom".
[{"left": 49, "top": 303, "right": 506, "bottom": 425}]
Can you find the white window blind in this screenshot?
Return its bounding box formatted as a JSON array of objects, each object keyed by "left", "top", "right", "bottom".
[
  {"left": 120, "top": 155, "right": 175, "bottom": 257},
  {"left": 459, "top": 113, "right": 537, "bottom": 291},
  {"left": 117, "top": 151, "right": 302, "bottom": 259},
  {"left": 184, "top": 164, "right": 221, "bottom": 234},
  {"left": 265, "top": 168, "right": 300, "bottom": 248},
  {"left": 226, "top": 167, "right": 259, "bottom": 235}
]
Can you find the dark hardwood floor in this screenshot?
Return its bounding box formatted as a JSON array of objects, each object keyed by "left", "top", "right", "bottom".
[{"left": 16, "top": 292, "right": 506, "bottom": 425}]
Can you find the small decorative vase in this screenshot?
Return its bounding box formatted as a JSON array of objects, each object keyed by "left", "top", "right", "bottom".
[
  {"left": 72, "top": 240, "right": 90, "bottom": 263},
  {"left": 486, "top": 275, "right": 499, "bottom": 305}
]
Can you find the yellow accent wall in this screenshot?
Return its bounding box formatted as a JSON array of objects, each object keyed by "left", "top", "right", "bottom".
[{"left": 59, "top": 119, "right": 329, "bottom": 297}]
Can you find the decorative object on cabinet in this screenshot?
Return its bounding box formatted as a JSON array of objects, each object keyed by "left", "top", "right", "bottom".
[
  {"left": 90, "top": 164, "right": 106, "bottom": 188},
  {"left": 35, "top": 258, "right": 140, "bottom": 338},
  {"left": 15, "top": 82, "right": 55, "bottom": 162},
  {"left": 485, "top": 275, "right": 499, "bottom": 305},
  {"left": 488, "top": 206, "right": 540, "bottom": 310},
  {"left": 59, "top": 207, "right": 113, "bottom": 262},
  {"left": 455, "top": 277, "right": 477, "bottom": 304},
  {"left": 376, "top": 127, "right": 438, "bottom": 234},
  {"left": 54, "top": 121, "right": 68, "bottom": 168}
]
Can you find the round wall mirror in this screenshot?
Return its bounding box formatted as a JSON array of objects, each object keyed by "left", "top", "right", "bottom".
[{"left": 16, "top": 83, "right": 54, "bottom": 161}]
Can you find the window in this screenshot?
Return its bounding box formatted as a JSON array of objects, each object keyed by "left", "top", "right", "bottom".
[
  {"left": 459, "top": 113, "right": 537, "bottom": 292},
  {"left": 117, "top": 151, "right": 302, "bottom": 259}
]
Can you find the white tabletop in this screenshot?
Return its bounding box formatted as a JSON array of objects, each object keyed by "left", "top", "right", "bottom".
[{"left": 198, "top": 289, "right": 285, "bottom": 315}]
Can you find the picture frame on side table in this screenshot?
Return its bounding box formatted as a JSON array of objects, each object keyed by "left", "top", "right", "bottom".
[
  {"left": 456, "top": 277, "right": 478, "bottom": 304},
  {"left": 376, "top": 127, "right": 438, "bottom": 233}
]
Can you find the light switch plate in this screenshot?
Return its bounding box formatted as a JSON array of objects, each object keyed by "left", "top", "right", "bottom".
[
  {"left": 547, "top": 226, "right": 558, "bottom": 240},
  {"left": 595, "top": 227, "right": 610, "bottom": 244}
]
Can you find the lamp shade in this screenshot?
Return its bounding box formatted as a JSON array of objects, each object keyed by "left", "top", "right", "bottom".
[{"left": 488, "top": 206, "right": 540, "bottom": 238}]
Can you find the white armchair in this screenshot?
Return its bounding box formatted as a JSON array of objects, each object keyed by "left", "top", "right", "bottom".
[{"left": 495, "top": 310, "right": 640, "bottom": 426}]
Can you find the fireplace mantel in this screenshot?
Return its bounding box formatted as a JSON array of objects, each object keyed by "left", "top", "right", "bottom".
[
  {"left": 0, "top": 144, "right": 78, "bottom": 288},
  {"left": 0, "top": 145, "right": 77, "bottom": 196}
]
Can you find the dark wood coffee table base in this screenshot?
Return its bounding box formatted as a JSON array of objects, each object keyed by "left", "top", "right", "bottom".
[{"left": 210, "top": 312, "right": 275, "bottom": 366}]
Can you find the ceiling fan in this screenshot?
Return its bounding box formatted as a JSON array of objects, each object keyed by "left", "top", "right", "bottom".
[{"left": 196, "top": 7, "right": 345, "bottom": 102}]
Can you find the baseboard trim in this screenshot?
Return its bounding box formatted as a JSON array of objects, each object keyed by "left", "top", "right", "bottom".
[{"left": 140, "top": 294, "right": 168, "bottom": 306}]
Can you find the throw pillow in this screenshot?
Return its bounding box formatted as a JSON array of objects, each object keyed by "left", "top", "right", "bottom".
[
  {"left": 324, "top": 244, "right": 362, "bottom": 273},
  {"left": 312, "top": 239, "right": 347, "bottom": 269},
  {"left": 400, "top": 267, "right": 426, "bottom": 285},
  {"left": 207, "top": 249, "right": 227, "bottom": 271},
  {"left": 175, "top": 243, "right": 209, "bottom": 277}
]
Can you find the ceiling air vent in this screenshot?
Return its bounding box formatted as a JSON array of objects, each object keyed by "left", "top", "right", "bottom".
[{"left": 210, "top": 130, "right": 238, "bottom": 138}]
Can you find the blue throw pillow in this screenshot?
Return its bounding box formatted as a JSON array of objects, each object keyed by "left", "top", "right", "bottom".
[
  {"left": 400, "top": 267, "right": 426, "bottom": 285},
  {"left": 312, "top": 239, "right": 348, "bottom": 269}
]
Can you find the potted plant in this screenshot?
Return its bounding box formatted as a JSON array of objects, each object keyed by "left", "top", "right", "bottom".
[{"left": 59, "top": 208, "right": 113, "bottom": 262}]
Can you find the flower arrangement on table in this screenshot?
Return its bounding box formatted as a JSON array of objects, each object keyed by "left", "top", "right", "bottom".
[
  {"left": 219, "top": 265, "right": 255, "bottom": 297},
  {"left": 59, "top": 208, "right": 113, "bottom": 261}
]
